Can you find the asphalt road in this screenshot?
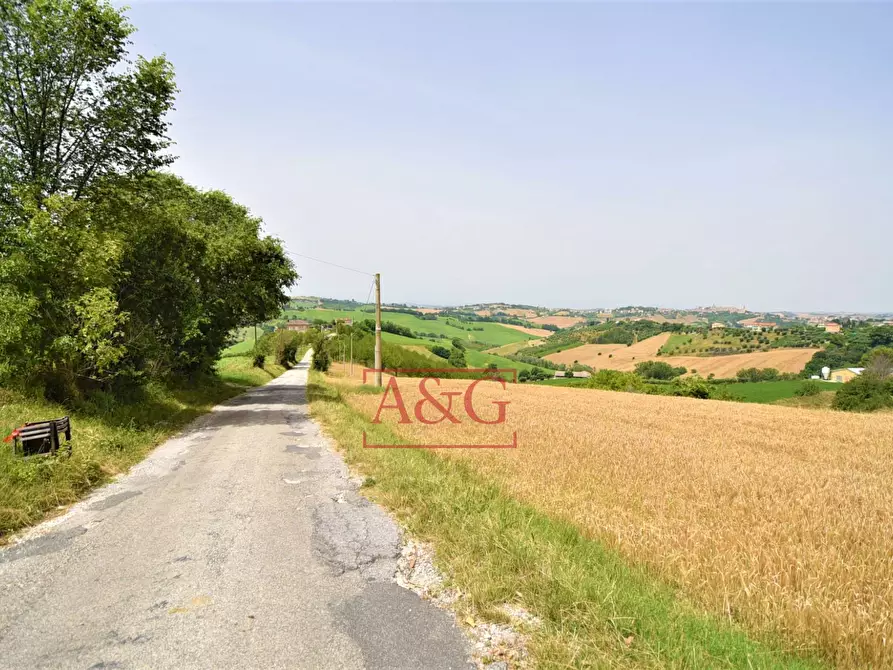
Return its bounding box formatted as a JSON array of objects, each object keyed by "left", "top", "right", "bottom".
[{"left": 0, "top": 354, "right": 471, "bottom": 669}]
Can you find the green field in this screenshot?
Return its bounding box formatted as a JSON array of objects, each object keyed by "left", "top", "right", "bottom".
[
  {"left": 285, "top": 308, "right": 535, "bottom": 347},
  {"left": 379, "top": 333, "right": 544, "bottom": 374},
  {"left": 721, "top": 380, "right": 839, "bottom": 403},
  {"left": 534, "top": 377, "right": 589, "bottom": 387}
]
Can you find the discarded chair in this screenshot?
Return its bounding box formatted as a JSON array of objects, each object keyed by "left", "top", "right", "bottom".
[{"left": 4, "top": 417, "right": 72, "bottom": 457}]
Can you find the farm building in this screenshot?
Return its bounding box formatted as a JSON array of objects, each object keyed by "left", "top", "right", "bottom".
[
  {"left": 823, "top": 323, "right": 842, "bottom": 334},
  {"left": 287, "top": 319, "right": 311, "bottom": 332},
  {"left": 829, "top": 367, "right": 864, "bottom": 383},
  {"left": 711, "top": 323, "right": 726, "bottom": 330}
]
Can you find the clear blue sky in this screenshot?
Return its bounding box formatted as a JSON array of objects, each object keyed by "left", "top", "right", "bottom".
[{"left": 127, "top": 2, "right": 893, "bottom": 313}]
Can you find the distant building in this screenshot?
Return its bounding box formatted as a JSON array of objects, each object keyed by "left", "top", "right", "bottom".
[
  {"left": 823, "top": 323, "right": 842, "bottom": 334},
  {"left": 744, "top": 321, "right": 777, "bottom": 331},
  {"left": 554, "top": 371, "right": 592, "bottom": 379},
  {"left": 830, "top": 367, "right": 864, "bottom": 383},
  {"left": 711, "top": 322, "right": 726, "bottom": 330},
  {"left": 336, "top": 318, "right": 353, "bottom": 327},
  {"left": 287, "top": 319, "right": 311, "bottom": 332}
]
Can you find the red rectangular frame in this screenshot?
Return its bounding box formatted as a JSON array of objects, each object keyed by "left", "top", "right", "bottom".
[{"left": 360, "top": 367, "right": 518, "bottom": 449}]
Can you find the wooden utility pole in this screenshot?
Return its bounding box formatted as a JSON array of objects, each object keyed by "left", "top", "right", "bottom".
[{"left": 374, "top": 273, "right": 382, "bottom": 387}]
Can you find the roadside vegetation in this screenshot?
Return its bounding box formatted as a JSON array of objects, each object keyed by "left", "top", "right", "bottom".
[
  {"left": 0, "top": 355, "right": 289, "bottom": 538},
  {"left": 310, "top": 372, "right": 822, "bottom": 669},
  {"left": 0, "top": 0, "right": 296, "bottom": 536}
]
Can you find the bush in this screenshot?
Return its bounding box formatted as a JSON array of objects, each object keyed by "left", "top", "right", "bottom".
[
  {"left": 311, "top": 344, "right": 331, "bottom": 372},
  {"left": 448, "top": 347, "right": 467, "bottom": 368},
  {"left": 795, "top": 380, "right": 822, "bottom": 397},
  {"left": 634, "top": 361, "right": 686, "bottom": 380},
  {"left": 252, "top": 353, "right": 265, "bottom": 368},
  {"left": 736, "top": 367, "right": 781, "bottom": 383},
  {"left": 587, "top": 370, "right": 645, "bottom": 393},
  {"left": 431, "top": 345, "right": 450, "bottom": 359},
  {"left": 832, "top": 374, "right": 893, "bottom": 412},
  {"left": 672, "top": 376, "right": 710, "bottom": 399}
]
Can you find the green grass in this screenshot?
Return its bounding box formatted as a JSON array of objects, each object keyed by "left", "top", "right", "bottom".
[
  {"left": 0, "top": 355, "right": 286, "bottom": 538},
  {"left": 287, "top": 308, "right": 535, "bottom": 347},
  {"left": 518, "top": 339, "right": 585, "bottom": 358},
  {"left": 460, "top": 348, "right": 541, "bottom": 373},
  {"left": 721, "top": 380, "right": 839, "bottom": 404},
  {"left": 380, "top": 331, "right": 441, "bottom": 347},
  {"left": 382, "top": 336, "right": 544, "bottom": 375},
  {"left": 221, "top": 338, "right": 256, "bottom": 356},
  {"left": 533, "top": 377, "right": 589, "bottom": 387},
  {"left": 308, "top": 373, "right": 824, "bottom": 669}
]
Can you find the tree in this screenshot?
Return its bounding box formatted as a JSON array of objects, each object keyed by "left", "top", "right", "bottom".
[
  {"left": 862, "top": 347, "right": 893, "bottom": 379},
  {"left": 431, "top": 345, "right": 450, "bottom": 359},
  {"left": 634, "top": 361, "right": 685, "bottom": 380},
  {"left": 0, "top": 0, "right": 177, "bottom": 204},
  {"left": 0, "top": 174, "right": 296, "bottom": 397},
  {"left": 451, "top": 337, "right": 465, "bottom": 350},
  {"left": 448, "top": 347, "right": 466, "bottom": 368}
]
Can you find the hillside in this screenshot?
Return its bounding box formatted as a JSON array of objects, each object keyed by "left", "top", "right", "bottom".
[
  {"left": 286, "top": 307, "right": 537, "bottom": 348},
  {"left": 546, "top": 334, "right": 820, "bottom": 376}
]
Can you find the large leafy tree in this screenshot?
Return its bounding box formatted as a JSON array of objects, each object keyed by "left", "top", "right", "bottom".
[{"left": 0, "top": 0, "right": 176, "bottom": 203}]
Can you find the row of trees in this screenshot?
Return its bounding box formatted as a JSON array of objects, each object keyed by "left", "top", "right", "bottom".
[{"left": 0, "top": 0, "right": 295, "bottom": 401}]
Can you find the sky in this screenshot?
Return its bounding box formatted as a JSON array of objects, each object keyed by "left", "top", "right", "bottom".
[{"left": 126, "top": 2, "right": 893, "bottom": 313}]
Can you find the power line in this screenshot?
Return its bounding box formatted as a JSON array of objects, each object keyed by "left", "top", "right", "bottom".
[{"left": 289, "top": 251, "right": 373, "bottom": 277}]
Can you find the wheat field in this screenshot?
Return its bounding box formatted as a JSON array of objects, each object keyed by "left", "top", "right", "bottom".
[{"left": 339, "top": 375, "right": 893, "bottom": 667}]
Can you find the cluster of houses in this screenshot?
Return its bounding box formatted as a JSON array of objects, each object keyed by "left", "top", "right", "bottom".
[{"left": 286, "top": 318, "right": 353, "bottom": 333}]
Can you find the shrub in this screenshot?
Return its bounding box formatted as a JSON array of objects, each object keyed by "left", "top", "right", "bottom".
[
  {"left": 672, "top": 376, "right": 710, "bottom": 399},
  {"left": 448, "top": 347, "right": 467, "bottom": 368},
  {"left": 832, "top": 374, "right": 893, "bottom": 412},
  {"left": 431, "top": 345, "right": 450, "bottom": 359},
  {"left": 795, "top": 380, "right": 822, "bottom": 397},
  {"left": 634, "top": 361, "right": 686, "bottom": 380},
  {"left": 587, "top": 370, "right": 645, "bottom": 393},
  {"left": 311, "top": 344, "right": 331, "bottom": 372},
  {"left": 252, "top": 353, "right": 265, "bottom": 368}
]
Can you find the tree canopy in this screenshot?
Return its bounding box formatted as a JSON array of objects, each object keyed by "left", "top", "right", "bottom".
[
  {"left": 0, "top": 0, "right": 296, "bottom": 401},
  {"left": 0, "top": 0, "right": 176, "bottom": 204}
]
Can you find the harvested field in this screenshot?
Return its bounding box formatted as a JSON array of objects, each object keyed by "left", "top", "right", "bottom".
[
  {"left": 341, "top": 378, "right": 893, "bottom": 668},
  {"left": 659, "top": 349, "right": 819, "bottom": 377},
  {"left": 503, "top": 308, "right": 537, "bottom": 318},
  {"left": 530, "top": 315, "right": 585, "bottom": 328},
  {"left": 497, "top": 323, "right": 552, "bottom": 338},
  {"left": 547, "top": 333, "right": 818, "bottom": 377},
  {"left": 416, "top": 308, "right": 441, "bottom": 315},
  {"left": 545, "top": 333, "right": 671, "bottom": 368}
]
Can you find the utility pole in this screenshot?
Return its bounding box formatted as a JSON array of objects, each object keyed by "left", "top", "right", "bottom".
[
  {"left": 374, "top": 272, "right": 382, "bottom": 386},
  {"left": 349, "top": 331, "right": 354, "bottom": 378}
]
